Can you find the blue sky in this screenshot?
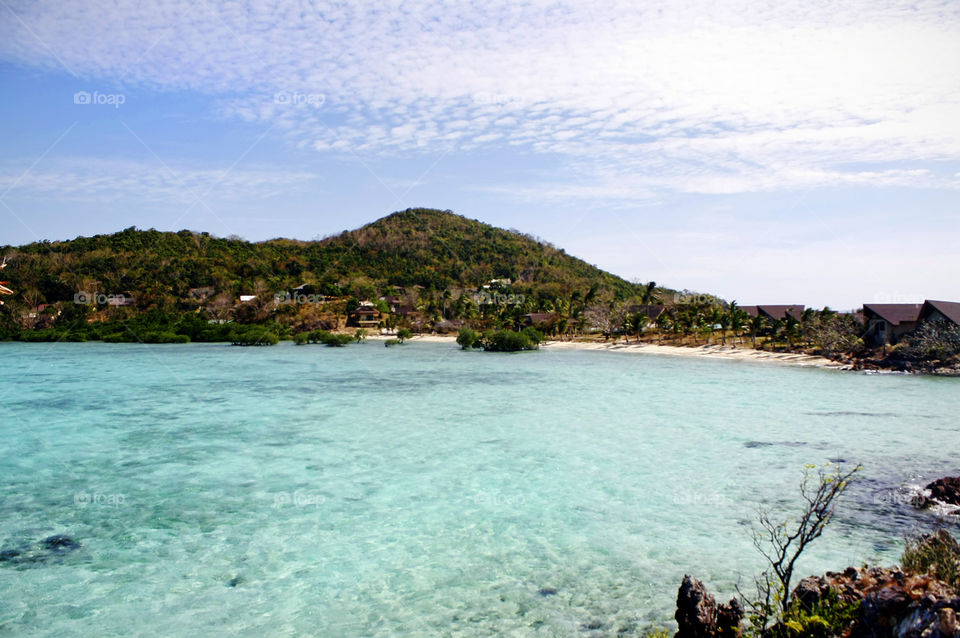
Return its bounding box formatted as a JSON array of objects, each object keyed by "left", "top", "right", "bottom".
[{"left": 1, "top": 0, "right": 959, "bottom": 310}]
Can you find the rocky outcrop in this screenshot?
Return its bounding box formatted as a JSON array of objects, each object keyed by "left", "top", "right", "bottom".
[
  {"left": 675, "top": 575, "right": 742, "bottom": 637},
  {"left": 675, "top": 566, "right": 959, "bottom": 638},
  {"left": 912, "top": 477, "right": 960, "bottom": 514},
  {"left": 927, "top": 478, "right": 960, "bottom": 507},
  {"left": 789, "top": 566, "right": 959, "bottom": 637}
]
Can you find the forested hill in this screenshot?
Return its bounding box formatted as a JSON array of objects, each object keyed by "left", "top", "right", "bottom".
[{"left": 2, "top": 208, "right": 653, "bottom": 304}]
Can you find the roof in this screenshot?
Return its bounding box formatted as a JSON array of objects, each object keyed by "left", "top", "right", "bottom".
[
  {"left": 740, "top": 306, "right": 759, "bottom": 318},
  {"left": 920, "top": 300, "right": 960, "bottom": 325},
  {"left": 626, "top": 304, "right": 665, "bottom": 320},
  {"left": 863, "top": 303, "right": 922, "bottom": 326},
  {"left": 522, "top": 312, "right": 556, "bottom": 323},
  {"left": 757, "top": 305, "right": 804, "bottom": 321}
]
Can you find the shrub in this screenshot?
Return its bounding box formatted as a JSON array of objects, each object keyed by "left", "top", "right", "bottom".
[
  {"left": 319, "top": 332, "right": 352, "bottom": 347},
  {"left": 292, "top": 332, "right": 308, "bottom": 345},
  {"left": 384, "top": 338, "right": 400, "bottom": 347},
  {"left": 230, "top": 325, "right": 278, "bottom": 346},
  {"left": 773, "top": 589, "right": 861, "bottom": 638},
  {"left": 456, "top": 327, "right": 480, "bottom": 349},
  {"left": 896, "top": 321, "right": 960, "bottom": 362},
  {"left": 482, "top": 329, "right": 539, "bottom": 352},
  {"left": 902, "top": 529, "right": 960, "bottom": 589},
  {"left": 396, "top": 328, "right": 413, "bottom": 343}
]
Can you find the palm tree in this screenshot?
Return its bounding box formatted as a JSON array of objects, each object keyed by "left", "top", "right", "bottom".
[
  {"left": 728, "top": 302, "right": 747, "bottom": 347},
  {"left": 656, "top": 312, "right": 670, "bottom": 345},
  {"left": 633, "top": 312, "right": 650, "bottom": 343},
  {"left": 718, "top": 309, "right": 731, "bottom": 346},
  {"left": 748, "top": 314, "right": 766, "bottom": 349},
  {"left": 641, "top": 281, "right": 658, "bottom": 305}
]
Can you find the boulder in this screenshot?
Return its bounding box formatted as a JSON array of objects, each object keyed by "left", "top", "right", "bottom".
[
  {"left": 926, "top": 477, "right": 960, "bottom": 506},
  {"left": 675, "top": 576, "right": 742, "bottom": 637},
  {"left": 675, "top": 575, "right": 717, "bottom": 638}
]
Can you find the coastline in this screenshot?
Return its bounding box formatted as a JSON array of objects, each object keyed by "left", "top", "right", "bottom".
[{"left": 380, "top": 333, "right": 851, "bottom": 369}]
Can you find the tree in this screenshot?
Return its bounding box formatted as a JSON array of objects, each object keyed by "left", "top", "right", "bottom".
[
  {"left": 748, "top": 315, "right": 766, "bottom": 349},
  {"left": 354, "top": 328, "right": 368, "bottom": 343},
  {"left": 743, "top": 463, "right": 862, "bottom": 631},
  {"left": 396, "top": 328, "right": 412, "bottom": 343}
]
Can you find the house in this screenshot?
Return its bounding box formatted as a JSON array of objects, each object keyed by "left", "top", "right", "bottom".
[
  {"left": 379, "top": 295, "right": 403, "bottom": 313},
  {"left": 433, "top": 319, "right": 464, "bottom": 334},
  {"left": 917, "top": 300, "right": 960, "bottom": 327},
  {"left": 756, "top": 305, "right": 804, "bottom": 321},
  {"left": 347, "top": 303, "right": 382, "bottom": 328},
  {"left": 239, "top": 295, "right": 257, "bottom": 303},
  {"left": 520, "top": 312, "right": 556, "bottom": 329},
  {"left": 626, "top": 304, "right": 666, "bottom": 322},
  {"left": 107, "top": 294, "right": 135, "bottom": 307},
  {"left": 862, "top": 303, "right": 922, "bottom": 347}
]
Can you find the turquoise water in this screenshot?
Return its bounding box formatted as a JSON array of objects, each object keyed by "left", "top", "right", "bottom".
[{"left": 1, "top": 341, "right": 958, "bottom": 636}]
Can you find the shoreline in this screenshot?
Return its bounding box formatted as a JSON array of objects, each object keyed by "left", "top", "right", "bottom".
[{"left": 375, "top": 333, "right": 851, "bottom": 369}]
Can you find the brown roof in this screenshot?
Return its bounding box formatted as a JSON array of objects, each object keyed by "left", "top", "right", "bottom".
[
  {"left": 920, "top": 300, "right": 960, "bottom": 325},
  {"left": 626, "top": 304, "right": 665, "bottom": 320},
  {"left": 755, "top": 305, "right": 804, "bottom": 321},
  {"left": 862, "top": 303, "right": 922, "bottom": 326},
  {"left": 740, "top": 305, "right": 759, "bottom": 318},
  {"left": 522, "top": 313, "right": 556, "bottom": 324}
]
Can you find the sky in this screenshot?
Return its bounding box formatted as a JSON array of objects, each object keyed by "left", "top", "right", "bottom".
[{"left": 1, "top": 0, "right": 958, "bottom": 310}]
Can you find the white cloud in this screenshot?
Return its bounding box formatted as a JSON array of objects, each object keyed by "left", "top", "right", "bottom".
[
  {"left": 1, "top": 0, "right": 959, "bottom": 200},
  {"left": 0, "top": 158, "right": 319, "bottom": 203}
]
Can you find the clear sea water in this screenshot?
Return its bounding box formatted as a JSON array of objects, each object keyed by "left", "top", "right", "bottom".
[{"left": 1, "top": 341, "right": 958, "bottom": 636}]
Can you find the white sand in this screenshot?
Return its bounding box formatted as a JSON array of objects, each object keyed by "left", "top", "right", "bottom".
[
  {"left": 368, "top": 333, "right": 850, "bottom": 369},
  {"left": 541, "top": 340, "right": 850, "bottom": 369}
]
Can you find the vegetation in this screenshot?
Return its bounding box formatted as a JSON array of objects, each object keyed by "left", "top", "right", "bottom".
[
  {"left": 741, "top": 463, "right": 862, "bottom": 634},
  {"left": 480, "top": 328, "right": 541, "bottom": 352},
  {"left": 773, "top": 589, "right": 861, "bottom": 638},
  {"left": 894, "top": 320, "right": 960, "bottom": 363},
  {"left": 456, "top": 327, "right": 481, "bottom": 349},
  {"left": 901, "top": 528, "right": 960, "bottom": 589}
]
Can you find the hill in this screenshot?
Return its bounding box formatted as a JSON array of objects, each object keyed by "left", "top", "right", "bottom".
[{"left": 1, "top": 208, "right": 651, "bottom": 304}]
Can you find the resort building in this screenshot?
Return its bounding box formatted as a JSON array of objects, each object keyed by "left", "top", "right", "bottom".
[
  {"left": 347, "top": 302, "right": 382, "bottom": 328},
  {"left": 862, "top": 303, "right": 922, "bottom": 347},
  {"left": 917, "top": 300, "right": 960, "bottom": 327},
  {"left": 740, "top": 305, "right": 805, "bottom": 321}
]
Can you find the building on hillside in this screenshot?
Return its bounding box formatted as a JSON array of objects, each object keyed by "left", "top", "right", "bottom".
[
  {"left": 239, "top": 295, "right": 257, "bottom": 303},
  {"left": 917, "top": 300, "right": 960, "bottom": 327},
  {"left": 347, "top": 303, "right": 382, "bottom": 328},
  {"left": 379, "top": 296, "right": 403, "bottom": 313},
  {"left": 862, "top": 303, "right": 922, "bottom": 347}
]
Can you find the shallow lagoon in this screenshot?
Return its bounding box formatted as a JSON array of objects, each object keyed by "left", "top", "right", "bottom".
[{"left": 1, "top": 341, "right": 958, "bottom": 636}]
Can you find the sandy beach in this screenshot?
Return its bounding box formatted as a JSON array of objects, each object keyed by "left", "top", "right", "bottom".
[{"left": 385, "top": 333, "right": 851, "bottom": 369}]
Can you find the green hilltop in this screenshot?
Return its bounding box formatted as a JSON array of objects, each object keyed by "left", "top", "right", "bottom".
[{"left": 0, "top": 208, "right": 681, "bottom": 342}]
